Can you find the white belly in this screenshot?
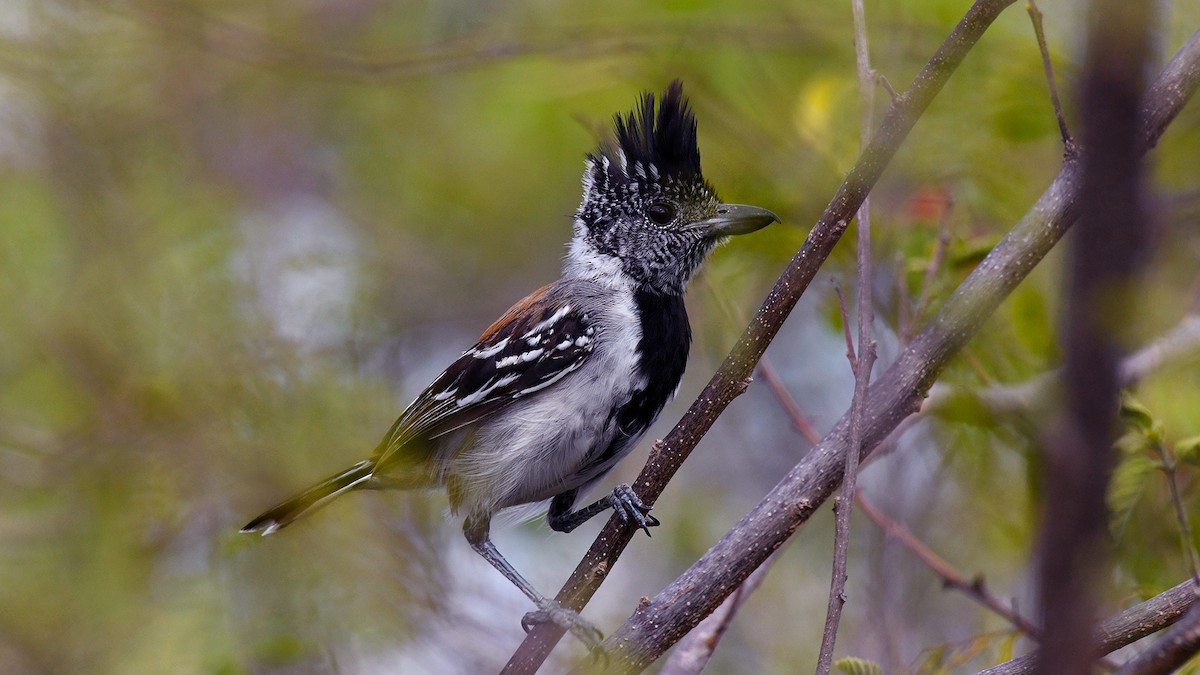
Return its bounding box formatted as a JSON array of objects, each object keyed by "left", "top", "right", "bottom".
[{"left": 445, "top": 285, "right": 646, "bottom": 519}]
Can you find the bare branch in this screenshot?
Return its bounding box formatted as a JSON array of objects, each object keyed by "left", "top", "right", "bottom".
[
  {"left": 815, "top": 0, "right": 879, "bottom": 668},
  {"left": 833, "top": 279, "right": 859, "bottom": 373},
  {"left": 1115, "top": 596, "right": 1200, "bottom": 675},
  {"left": 876, "top": 73, "right": 899, "bottom": 101},
  {"left": 979, "top": 579, "right": 1200, "bottom": 675},
  {"left": 759, "top": 358, "right": 823, "bottom": 445},
  {"left": 856, "top": 491, "right": 1040, "bottom": 638},
  {"left": 1026, "top": 1, "right": 1073, "bottom": 146}
]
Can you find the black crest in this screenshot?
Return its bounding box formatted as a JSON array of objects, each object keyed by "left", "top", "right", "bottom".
[{"left": 591, "top": 80, "right": 702, "bottom": 185}]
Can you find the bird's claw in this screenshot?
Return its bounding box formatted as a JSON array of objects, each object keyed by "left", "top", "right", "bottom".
[
  {"left": 522, "top": 600, "right": 604, "bottom": 654},
  {"left": 610, "top": 483, "right": 660, "bottom": 537}
]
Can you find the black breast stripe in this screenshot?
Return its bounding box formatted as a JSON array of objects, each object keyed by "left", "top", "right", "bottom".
[{"left": 594, "top": 288, "right": 691, "bottom": 466}]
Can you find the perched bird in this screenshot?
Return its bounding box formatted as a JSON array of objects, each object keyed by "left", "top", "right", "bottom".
[{"left": 242, "top": 80, "right": 778, "bottom": 645}]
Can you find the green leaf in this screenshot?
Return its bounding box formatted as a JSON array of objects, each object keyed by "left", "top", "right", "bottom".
[
  {"left": 1147, "top": 420, "right": 1167, "bottom": 446},
  {"left": 1108, "top": 454, "right": 1158, "bottom": 539},
  {"left": 1120, "top": 394, "right": 1156, "bottom": 432},
  {"left": 1176, "top": 435, "right": 1200, "bottom": 465},
  {"left": 1114, "top": 430, "right": 1152, "bottom": 456},
  {"left": 836, "top": 657, "right": 884, "bottom": 675}
]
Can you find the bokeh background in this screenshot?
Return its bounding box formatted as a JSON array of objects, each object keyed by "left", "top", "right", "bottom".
[{"left": 3, "top": 0, "right": 1200, "bottom": 672}]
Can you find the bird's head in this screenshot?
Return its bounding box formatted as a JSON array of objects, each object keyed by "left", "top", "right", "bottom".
[{"left": 567, "top": 80, "right": 778, "bottom": 295}]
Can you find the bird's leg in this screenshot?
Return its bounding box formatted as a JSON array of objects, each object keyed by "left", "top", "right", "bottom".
[
  {"left": 462, "top": 516, "right": 603, "bottom": 650},
  {"left": 547, "top": 484, "right": 660, "bottom": 536}
]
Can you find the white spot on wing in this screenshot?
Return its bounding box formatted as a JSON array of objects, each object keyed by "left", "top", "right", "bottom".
[
  {"left": 522, "top": 305, "right": 572, "bottom": 339},
  {"left": 456, "top": 373, "right": 519, "bottom": 407},
  {"left": 471, "top": 337, "right": 509, "bottom": 359},
  {"left": 515, "top": 364, "right": 577, "bottom": 396}
]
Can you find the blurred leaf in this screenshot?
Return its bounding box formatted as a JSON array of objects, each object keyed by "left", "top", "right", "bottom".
[
  {"left": 1176, "top": 435, "right": 1200, "bottom": 465},
  {"left": 1120, "top": 393, "right": 1156, "bottom": 433},
  {"left": 998, "top": 631, "right": 1017, "bottom": 663},
  {"left": 948, "top": 235, "right": 999, "bottom": 270},
  {"left": 1115, "top": 431, "right": 1152, "bottom": 457},
  {"left": 836, "top": 656, "right": 884, "bottom": 675},
  {"left": 1109, "top": 454, "right": 1158, "bottom": 540}
]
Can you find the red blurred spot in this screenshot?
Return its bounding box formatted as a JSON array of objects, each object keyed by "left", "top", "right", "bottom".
[{"left": 904, "top": 185, "right": 952, "bottom": 222}]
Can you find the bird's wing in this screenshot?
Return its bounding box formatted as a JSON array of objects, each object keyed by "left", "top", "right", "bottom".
[{"left": 373, "top": 283, "right": 595, "bottom": 467}]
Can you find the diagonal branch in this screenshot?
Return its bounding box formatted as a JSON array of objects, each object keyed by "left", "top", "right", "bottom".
[
  {"left": 502, "top": 0, "right": 1023, "bottom": 670},
  {"left": 855, "top": 491, "right": 1040, "bottom": 639},
  {"left": 1115, "top": 595, "right": 1200, "bottom": 675},
  {"left": 592, "top": 28, "right": 1200, "bottom": 674},
  {"left": 979, "top": 579, "right": 1200, "bottom": 675}
]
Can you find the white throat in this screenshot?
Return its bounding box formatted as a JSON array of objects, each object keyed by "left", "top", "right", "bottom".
[{"left": 563, "top": 235, "right": 632, "bottom": 291}]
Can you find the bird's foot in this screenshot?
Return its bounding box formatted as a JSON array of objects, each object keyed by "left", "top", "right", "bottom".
[
  {"left": 521, "top": 599, "right": 604, "bottom": 652},
  {"left": 609, "top": 483, "right": 660, "bottom": 536}
]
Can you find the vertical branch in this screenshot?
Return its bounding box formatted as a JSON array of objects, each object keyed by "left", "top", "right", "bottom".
[
  {"left": 815, "top": 0, "right": 879, "bottom": 671},
  {"left": 1033, "top": 1, "right": 1154, "bottom": 672},
  {"left": 1153, "top": 442, "right": 1200, "bottom": 584}
]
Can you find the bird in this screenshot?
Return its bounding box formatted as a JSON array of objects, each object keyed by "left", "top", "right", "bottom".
[{"left": 241, "top": 80, "right": 778, "bottom": 647}]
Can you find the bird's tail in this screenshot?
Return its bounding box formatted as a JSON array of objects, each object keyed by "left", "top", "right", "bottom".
[{"left": 241, "top": 459, "right": 376, "bottom": 535}]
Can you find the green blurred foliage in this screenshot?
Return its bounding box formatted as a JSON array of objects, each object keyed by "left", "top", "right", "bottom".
[{"left": 1, "top": 0, "right": 1199, "bottom": 672}]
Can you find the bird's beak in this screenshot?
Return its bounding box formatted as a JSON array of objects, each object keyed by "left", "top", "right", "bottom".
[{"left": 689, "top": 203, "right": 780, "bottom": 238}]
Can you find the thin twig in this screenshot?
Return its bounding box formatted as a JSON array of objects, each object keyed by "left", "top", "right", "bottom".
[
  {"left": 1153, "top": 441, "right": 1200, "bottom": 585},
  {"left": 877, "top": 73, "right": 899, "bottom": 101},
  {"left": 1026, "top": 1, "right": 1073, "bottom": 146},
  {"left": 856, "top": 491, "right": 1040, "bottom": 638},
  {"left": 815, "top": 0, "right": 879, "bottom": 670},
  {"left": 832, "top": 280, "right": 858, "bottom": 372},
  {"left": 758, "top": 359, "right": 824, "bottom": 445},
  {"left": 702, "top": 275, "right": 824, "bottom": 447},
  {"left": 700, "top": 275, "right": 824, "bottom": 447}
]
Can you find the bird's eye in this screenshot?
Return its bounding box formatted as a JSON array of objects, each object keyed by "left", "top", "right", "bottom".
[{"left": 646, "top": 201, "right": 677, "bottom": 225}]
